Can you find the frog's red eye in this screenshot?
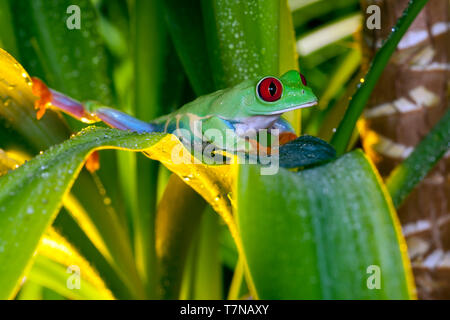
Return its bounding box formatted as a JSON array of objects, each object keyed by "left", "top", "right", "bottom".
[
  {"left": 257, "top": 77, "right": 282, "bottom": 102},
  {"left": 300, "top": 73, "right": 307, "bottom": 86}
]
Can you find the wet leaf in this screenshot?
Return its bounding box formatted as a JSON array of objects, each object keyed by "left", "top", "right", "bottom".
[
  {"left": 10, "top": 0, "right": 113, "bottom": 104},
  {"left": 163, "top": 0, "right": 214, "bottom": 95},
  {"left": 236, "top": 150, "right": 415, "bottom": 299},
  {"left": 0, "top": 48, "right": 144, "bottom": 298},
  {"left": 28, "top": 228, "right": 114, "bottom": 300},
  {"left": 0, "top": 125, "right": 238, "bottom": 298},
  {"left": 387, "top": 109, "right": 450, "bottom": 208}
]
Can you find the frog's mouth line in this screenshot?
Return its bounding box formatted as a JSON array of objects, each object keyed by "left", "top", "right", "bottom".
[
  {"left": 267, "top": 100, "right": 318, "bottom": 115},
  {"left": 247, "top": 100, "right": 318, "bottom": 116}
]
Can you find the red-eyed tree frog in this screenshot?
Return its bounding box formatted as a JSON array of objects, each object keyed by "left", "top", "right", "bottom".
[{"left": 32, "top": 70, "right": 317, "bottom": 153}]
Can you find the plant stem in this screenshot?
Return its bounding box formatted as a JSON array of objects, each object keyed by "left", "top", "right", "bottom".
[
  {"left": 227, "top": 257, "right": 245, "bottom": 300},
  {"left": 156, "top": 175, "right": 207, "bottom": 299},
  {"left": 386, "top": 109, "right": 450, "bottom": 208},
  {"left": 131, "top": 0, "right": 167, "bottom": 297},
  {"left": 331, "top": 0, "right": 429, "bottom": 155}
]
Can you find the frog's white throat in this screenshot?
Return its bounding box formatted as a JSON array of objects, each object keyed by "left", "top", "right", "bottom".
[
  {"left": 234, "top": 114, "right": 280, "bottom": 136},
  {"left": 233, "top": 100, "right": 317, "bottom": 136}
]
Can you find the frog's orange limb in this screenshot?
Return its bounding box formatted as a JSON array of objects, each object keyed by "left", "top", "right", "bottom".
[
  {"left": 31, "top": 77, "right": 52, "bottom": 120},
  {"left": 248, "top": 132, "right": 297, "bottom": 156},
  {"left": 248, "top": 138, "right": 272, "bottom": 155},
  {"left": 31, "top": 77, "right": 98, "bottom": 123},
  {"left": 85, "top": 151, "right": 100, "bottom": 173},
  {"left": 279, "top": 132, "right": 298, "bottom": 145}
]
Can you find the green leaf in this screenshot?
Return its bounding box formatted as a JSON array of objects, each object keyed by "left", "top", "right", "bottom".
[
  {"left": 0, "top": 0, "right": 18, "bottom": 57},
  {"left": 295, "top": 13, "right": 361, "bottom": 58},
  {"left": 16, "top": 281, "right": 44, "bottom": 300},
  {"left": 0, "top": 123, "right": 241, "bottom": 299},
  {"left": 28, "top": 228, "right": 114, "bottom": 300},
  {"left": 0, "top": 126, "right": 167, "bottom": 299},
  {"left": 156, "top": 175, "right": 207, "bottom": 299},
  {"left": 0, "top": 147, "right": 132, "bottom": 299},
  {"left": 279, "top": 0, "right": 301, "bottom": 133},
  {"left": 130, "top": 0, "right": 168, "bottom": 297},
  {"left": 51, "top": 209, "right": 135, "bottom": 299},
  {"left": 158, "top": 0, "right": 301, "bottom": 298},
  {"left": 290, "top": 0, "right": 360, "bottom": 30},
  {"left": 331, "top": 0, "right": 429, "bottom": 155},
  {"left": 28, "top": 256, "right": 108, "bottom": 300},
  {"left": 178, "top": 207, "right": 223, "bottom": 300},
  {"left": 317, "top": 47, "right": 362, "bottom": 111},
  {"left": 189, "top": 208, "right": 223, "bottom": 299},
  {"left": 202, "top": 0, "right": 283, "bottom": 88},
  {"left": 201, "top": 0, "right": 301, "bottom": 130},
  {"left": 227, "top": 257, "right": 247, "bottom": 299},
  {"left": 236, "top": 150, "right": 415, "bottom": 299},
  {"left": 163, "top": 0, "right": 215, "bottom": 96},
  {"left": 0, "top": 11, "right": 140, "bottom": 296},
  {"left": 0, "top": 48, "right": 71, "bottom": 151},
  {"left": 386, "top": 109, "right": 450, "bottom": 208},
  {"left": 10, "top": 0, "right": 113, "bottom": 104}
]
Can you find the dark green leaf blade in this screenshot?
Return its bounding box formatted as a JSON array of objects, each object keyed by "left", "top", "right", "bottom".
[
  {"left": 279, "top": 135, "right": 336, "bottom": 169},
  {"left": 163, "top": 0, "right": 214, "bottom": 96},
  {"left": 11, "top": 0, "right": 113, "bottom": 104}
]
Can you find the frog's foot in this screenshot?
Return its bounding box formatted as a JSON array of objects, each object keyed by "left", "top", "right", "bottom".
[
  {"left": 215, "top": 137, "right": 256, "bottom": 155},
  {"left": 31, "top": 77, "right": 52, "bottom": 120},
  {"left": 279, "top": 132, "right": 298, "bottom": 145},
  {"left": 31, "top": 77, "right": 98, "bottom": 123},
  {"left": 244, "top": 132, "right": 297, "bottom": 156},
  {"left": 85, "top": 151, "right": 100, "bottom": 173},
  {"left": 247, "top": 138, "right": 273, "bottom": 155}
]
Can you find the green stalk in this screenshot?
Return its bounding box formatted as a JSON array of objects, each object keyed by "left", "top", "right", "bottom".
[
  {"left": 330, "top": 0, "right": 429, "bottom": 155},
  {"left": 156, "top": 175, "right": 206, "bottom": 299},
  {"left": 386, "top": 109, "right": 450, "bottom": 208},
  {"left": 190, "top": 209, "right": 223, "bottom": 299},
  {"left": 0, "top": 0, "right": 18, "bottom": 56},
  {"left": 227, "top": 257, "right": 245, "bottom": 300},
  {"left": 131, "top": 0, "right": 167, "bottom": 298}
]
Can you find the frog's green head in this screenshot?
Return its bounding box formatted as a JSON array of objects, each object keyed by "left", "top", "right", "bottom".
[
  {"left": 246, "top": 70, "right": 317, "bottom": 115},
  {"left": 207, "top": 70, "right": 317, "bottom": 121}
]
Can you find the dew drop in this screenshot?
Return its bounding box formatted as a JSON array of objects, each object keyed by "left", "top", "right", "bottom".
[{"left": 26, "top": 206, "right": 34, "bottom": 215}]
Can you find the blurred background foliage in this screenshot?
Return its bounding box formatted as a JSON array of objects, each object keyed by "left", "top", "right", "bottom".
[{"left": 0, "top": 0, "right": 446, "bottom": 300}]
